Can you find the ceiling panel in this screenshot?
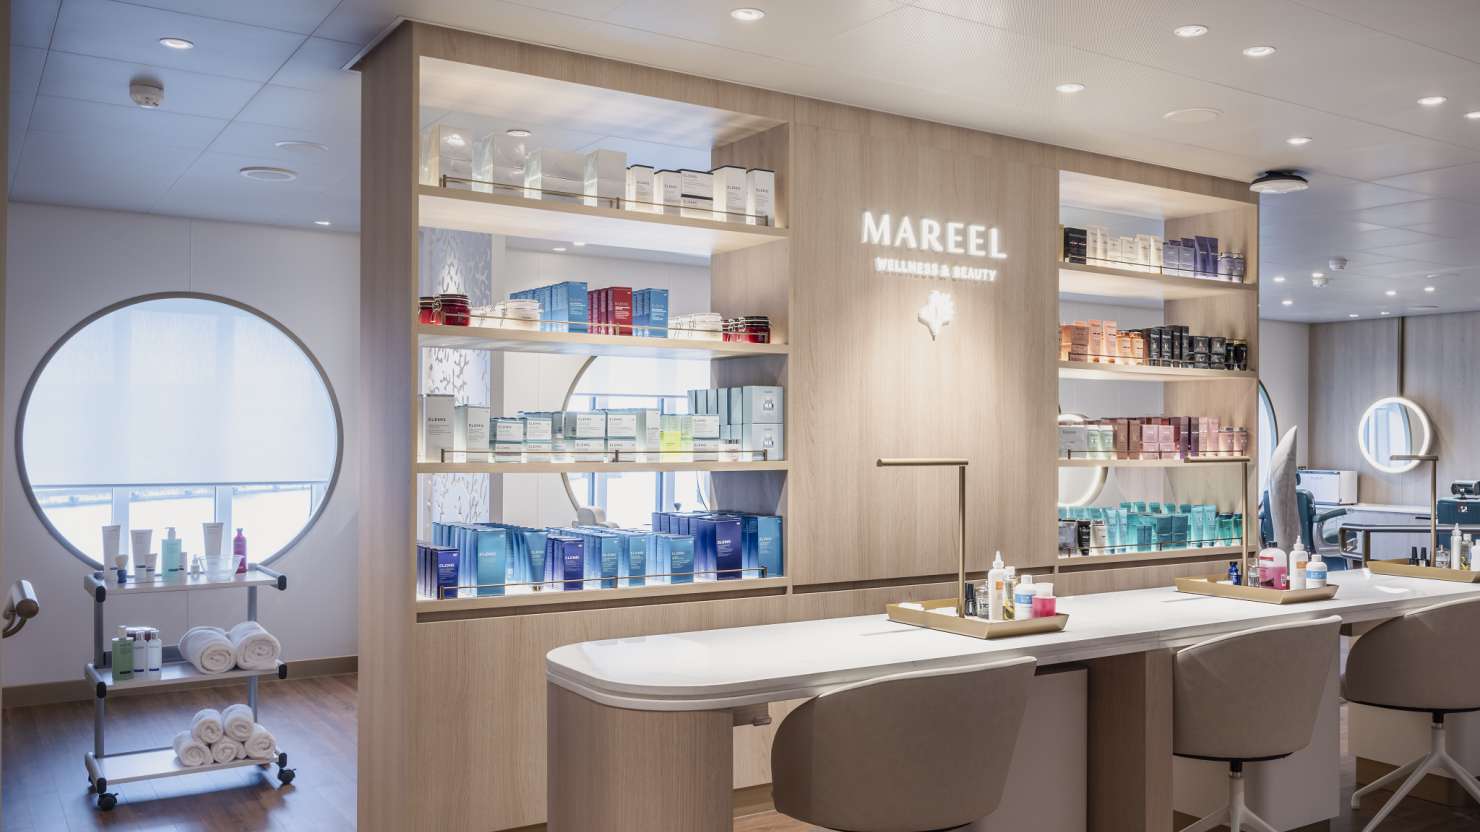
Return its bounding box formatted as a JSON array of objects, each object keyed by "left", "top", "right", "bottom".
[
  {"left": 1373, "top": 162, "right": 1480, "bottom": 203},
  {"left": 233, "top": 82, "right": 360, "bottom": 135},
  {"left": 206, "top": 119, "right": 358, "bottom": 176},
  {"left": 1350, "top": 198, "right": 1480, "bottom": 229},
  {"left": 268, "top": 36, "right": 361, "bottom": 93},
  {"left": 12, "top": 124, "right": 197, "bottom": 211},
  {"left": 12, "top": 0, "right": 60, "bottom": 49},
  {"left": 28, "top": 94, "right": 226, "bottom": 152},
  {"left": 52, "top": 0, "right": 307, "bottom": 83},
  {"left": 119, "top": 0, "right": 345, "bottom": 35},
  {"left": 37, "top": 50, "right": 262, "bottom": 120}
]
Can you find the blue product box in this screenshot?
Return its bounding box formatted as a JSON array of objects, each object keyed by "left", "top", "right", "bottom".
[
  {"left": 657, "top": 534, "right": 694, "bottom": 584},
  {"left": 432, "top": 545, "right": 459, "bottom": 600},
  {"left": 556, "top": 281, "right": 588, "bottom": 333},
  {"left": 547, "top": 535, "right": 586, "bottom": 591},
  {"left": 634, "top": 288, "right": 669, "bottom": 337},
  {"left": 691, "top": 515, "right": 743, "bottom": 580},
  {"left": 474, "top": 527, "right": 509, "bottom": 597},
  {"left": 577, "top": 529, "right": 621, "bottom": 590},
  {"left": 741, "top": 514, "right": 784, "bottom": 578}
]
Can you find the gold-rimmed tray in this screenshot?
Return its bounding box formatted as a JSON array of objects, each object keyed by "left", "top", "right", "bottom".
[{"left": 886, "top": 598, "right": 1068, "bottom": 640}]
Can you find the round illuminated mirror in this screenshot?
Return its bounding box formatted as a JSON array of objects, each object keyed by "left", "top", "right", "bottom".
[
  {"left": 1057, "top": 412, "right": 1107, "bottom": 507},
  {"left": 1357, "top": 396, "right": 1431, "bottom": 474},
  {"left": 17, "top": 295, "right": 342, "bottom": 567}
]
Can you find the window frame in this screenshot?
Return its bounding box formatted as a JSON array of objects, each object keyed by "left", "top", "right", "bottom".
[{"left": 15, "top": 291, "right": 345, "bottom": 569}]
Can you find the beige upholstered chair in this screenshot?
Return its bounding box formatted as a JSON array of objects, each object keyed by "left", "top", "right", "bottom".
[
  {"left": 1174, "top": 616, "right": 1342, "bottom": 832},
  {"left": 770, "top": 655, "right": 1036, "bottom": 832},
  {"left": 1344, "top": 596, "right": 1480, "bottom": 832}
]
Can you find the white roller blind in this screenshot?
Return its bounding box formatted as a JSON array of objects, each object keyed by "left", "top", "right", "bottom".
[{"left": 22, "top": 298, "right": 338, "bottom": 486}]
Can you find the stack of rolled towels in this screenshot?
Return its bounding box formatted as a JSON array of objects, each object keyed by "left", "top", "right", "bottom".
[
  {"left": 172, "top": 704, "right": 278, "bottom": 767},
  {"left": 179, "top": 621, "right": 281, "bottom": 674}
]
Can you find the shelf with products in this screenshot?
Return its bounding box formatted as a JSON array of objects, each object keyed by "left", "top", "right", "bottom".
[
  {"left": 1057, "top": 456, "right": 1251, "bottom": 469},
  {"left": 1057, "top": 261, "right": 1256, "bottom": 301},
  {"left": 416, "top": 575, "right": 792, "bottom": 619},
  {"left": 1055, "top": 544, "right": 1246, "bottom": 569},
  {"left": 416, "top": 459, "right": 789, "bottom": 474},
  {"left": 415, "top": 322, "right": 787, "bottom": 358},
  {"left": 1058, "top": 361, "right": 1256, "bottom": 383}
]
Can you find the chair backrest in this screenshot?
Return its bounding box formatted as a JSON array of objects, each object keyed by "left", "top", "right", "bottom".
[
  {"left": 1173, "top": 616, "right": 1340, "bottom": 761},
  {"left": 770, "top": 655, "right": 1036, "bottom": 832},
  {"left": 1344, "top": 596, "right": 1480, "bottom": 713}
]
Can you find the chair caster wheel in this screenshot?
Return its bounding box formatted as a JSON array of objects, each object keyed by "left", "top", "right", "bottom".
[
  {"left": 278, "top": 768, "right": 296, "bottom": 785},
  {"left": 97, "top": 792, "right": 117, "bottom": 811}
]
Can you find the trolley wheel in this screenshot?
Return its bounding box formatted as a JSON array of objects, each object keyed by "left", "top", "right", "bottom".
[
  {"left": 277, "top": 768, "right": 296, "bottom": 785},
  {"left": 97, "top": 792, "right": 117, "bottom": 811}
]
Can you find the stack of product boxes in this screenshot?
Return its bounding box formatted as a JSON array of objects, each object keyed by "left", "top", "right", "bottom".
[
  {"left": 506, "top": 282, "right": 672, "bottom": 338},
  {"left": 653, "top": 511, "right": 783, "bottom": 581},
  {"left": 1058, "top": 320, "right": 1249, "bottom": 372},
  {"left": 689, "top": 385, "right": 784, "bottom": 462},
  {"left": 510, "top": 282, "right": 588, "bottom": 333},
  {"left": 1059, "top": 225, "right": 1244, "bottom": 282},
  {"left": 423, "top": 522, "right": 553, "bottom": 598},
  {"left": 1057, "top": 416, "right": 1249, "bottom": 461}
]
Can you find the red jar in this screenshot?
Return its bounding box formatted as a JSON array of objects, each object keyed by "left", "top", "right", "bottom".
[
  {"left": 435, "top": 293, "right": 471, "bottom": 327},
  {"left": 418, "top": 296, "right": 436, "bottom": 324}
]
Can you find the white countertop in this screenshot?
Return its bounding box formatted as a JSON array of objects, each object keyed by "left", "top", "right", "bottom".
[{"left": 546, "top": 571, "right": 1480, "bottom": 711}]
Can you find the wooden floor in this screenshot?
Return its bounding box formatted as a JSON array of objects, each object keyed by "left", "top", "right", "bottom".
[
  {"left": 1, "top": 674, "right": 356, "bottom": 831},
  {"left": 3, "top": 673, "right": 1476, "bottom": 831}
]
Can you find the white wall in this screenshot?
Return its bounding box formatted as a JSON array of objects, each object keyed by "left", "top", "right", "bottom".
[
  {"left": 1258, "top": 319, "right": 1310, "bottom": 466},
  {"left": 3, "top": 203, "right": 359, "bottom": 687}
]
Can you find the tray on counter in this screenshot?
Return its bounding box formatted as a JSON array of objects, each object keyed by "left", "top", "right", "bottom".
[
  {"left": 1174, "top": 575, "right": 1338, "bottom": 605},
  {"left": 886, "top": 598, "right": 1068, "bottom": 640},
  {"left": 1367, "top": 560, "right": 1480, "bottom": 583}
]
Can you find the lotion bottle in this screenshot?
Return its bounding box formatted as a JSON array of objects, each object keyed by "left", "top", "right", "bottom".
[
  {"left": 986, "top": 552, "right": 1007, "bottom": 620},
  {"left": 233, "top": 528, "right": 248, "bottom": 574},
  {"left": 147, "top": 629, "right": 163, "bottom": 678},
  {"left": 1014, "top": 574, "right": 1037, "bottom": 620},
  {"left": 1453, "top": 525, "right": 1465, "bottom": 569},
  {"left": 162, "top": 527, "right": 183, "bottom": 574},
  {"left": 1306, "top": 551, "right": 1328, "bottom": 589},
  {"left": 1002, "top": 566, "right": 1017, "bottom": 620},
  {"left": 1289, "top": 539, "right": 1309, "bottom": 590},
  {"left": 112, "top": 626, "right": 134, "bottom": 681}
]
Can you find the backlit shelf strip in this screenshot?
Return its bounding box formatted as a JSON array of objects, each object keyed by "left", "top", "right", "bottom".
[
  {"left": 1057, "top": 260, "right": 1255, "bottom": 301},
  {"left": 1058, "top": 455, "right": 1250, "bottom": 468},
  {"left": 415, "top": 575, "right": 792, "bottom": 615},
  {"left": 1057, "top": 361, "right": 1257, "bottom": 382},
  {"left": 1056, "top": 545, "right": 1245, "bottom": 568},
  {"left": 415, "top": 322, "right": 787, "bottom": 357}
]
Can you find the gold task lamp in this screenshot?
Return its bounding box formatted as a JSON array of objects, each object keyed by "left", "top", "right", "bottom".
[
  {"left": 876, "top": 458, "right": 968, "bottom": 613},
  {"left": 1392, "top": 453, "right": 1441, "bottom": 558}
]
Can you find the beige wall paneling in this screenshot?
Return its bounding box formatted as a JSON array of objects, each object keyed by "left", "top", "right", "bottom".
[
  {"left": 1086, "top": 649, "right": 1175, "bottom": 832},
  {"left": 1308, "top": 318, "right": 1403, "bottom": 504},
  {"left": 1, "top": 0, "right": 9, "bottom": 790},
  {"left": 1400, "top": 313, "right": 1476, "bottom": 506}
]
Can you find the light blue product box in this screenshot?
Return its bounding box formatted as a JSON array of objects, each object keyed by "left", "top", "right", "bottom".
[
  {"left": 475, "top": 527, "right": 509, "bottom": 597},
  {"left": 492, "top": 441, "right": 523, "bottom": 462},
  {"left": 492, "top": 417, "right": 524, "bottom": 444},
  {"left": 741, "top": 515, "right": 783, "bottom": 578},
  {"left": 633, "top": 288, "right": 669, "bottom": 337},
  {"left": 717, "top": 388, "right": 730, "bottom": 425},
  {"left": 658, "top": 534, "right": 695, "bottom": 584},
  {"left": 563, "top": 410, "right": 606, "bottom": 439},
  {"left": 538, "top": 285, "right": 556, "bottom": 332},
  {"left": 691, "top": 413, "right": 721, "bottom": 440},
  {"left": 574, "top": 529, "right": 620, "bottom": 590},
  {"left": 688, "top": 389, "right": 702, "bottom": 415},
  {"left": 521, "top": 412, "right": 554, "bottom": 443},
  {"left": 604, "top": 410, "right": 639, "bottom": 439},
  {"left": 523, "top": 529, "right": 551, "bottom": 588},
  {"left": 706, "top": 389, "right": 719, "bottom": 416},
  {"left": 741, "top": 386, "right": 784, "bottom": 425},
  {"left": 738, "top": 422, "right": 784, "bottom": 461}
]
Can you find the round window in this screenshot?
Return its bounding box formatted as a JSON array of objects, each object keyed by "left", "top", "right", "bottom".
[{"left": 17, "top": 294, "right": 342, "bottom": 568}]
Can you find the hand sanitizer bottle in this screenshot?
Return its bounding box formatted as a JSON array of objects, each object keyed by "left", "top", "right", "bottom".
[
  {"left": 1453, "top": 525, "right": 1465, "bottom": 570},
  {"left": 161, "top": 527, "right": 183, "bottom": 574},
  {"left": 986, "top": 552, "right": 1007, "bottom": 621},
  {"left": 1289, "top": 539, "right": 1309, "bottom": 590},
  {"left": 1306, "top": 550, "right": 1328, "bottom": 589},
  {"left": 1014, "top": 574, "right": 1037, "bottom": 620}
]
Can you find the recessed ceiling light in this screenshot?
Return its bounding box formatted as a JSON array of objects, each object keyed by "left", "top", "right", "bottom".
[
  {"left": 506, "top": 128, "right": 532, "bottom": 138},
  {"left": 1250, "top": 170, "right": 1308, "bottom": 194},
  {"left": 1349, "top": 313, "right": 1360, "bottom": 318},
  {"left": 1418, "top": 95, "right": 1447, "bottom": 107},
  {"left": 1055, "top": 82, "right": 1086, "bottom": 94},
  {"left": 1273, "top": 275, "right": 1286, "bottom": 283},
  {"left": 159, "top": 37, "right": 194, "bottom": 50},
  {"left": 1385, "top": 289, "right": 1397, "bottom": 296},
  {"left": 1467, "top": 111, "right": 1480, "bottom": 120},
  {"left": 274, "top": 140, "right": 328, "bottom": 153},
  {"left": 1242, "top": 45, "right": 1276, "bottom": 57},
  {"left": 1281, "top": 298, "right": 1294, "bottom": 306},
  {"left": 1312, "top": 271, "right": 1325, "bottom": 278},
  {"left": 1424, "top": 285, "right": 1437, "bottom": 293},
  {"left": 444, "top": 133, "right": 467, "bottom": 148},
  {"left": 730, "top": 7, "right": 765, "bottom": 21},
  {"left": 573, "top": 241, "right": 586, "bottom": 246},
  {"left": 313, "top": 220, "right": 332, "bottom": 226},
  {"left": 1163, "top": 107, "right": 1222, "bottom": 124},
  {"left": 1381, "top": 311, "right": 1391, "bottom": 315},
  {"left": 239, "top": 166, "right": 297, "bottom": 182},
  {"left": 552, "top": 246, "right": 567, "bottom": 252},
  {"left": 1411, "top": 305, "right": 1440, "bottom": 312},
  {"left": 1174, "top": 24, "right": 1209, "bottom": 38},
  {"left": 1286, "top": 136, "right": 1312, "bottom": 146}
]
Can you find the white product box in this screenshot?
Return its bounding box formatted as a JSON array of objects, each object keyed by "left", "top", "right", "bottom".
[
  {"left": 678, "top": 169, "right": 713, "bottom": 199},
  {"left": 737, "top": 422, "right": 784, "bottom": 461},
  {"left": 635, "top": 409, "right": 661, "bottom": 451},
  {"left": 571, "top": 437, "right": 606, "bottom": 461},
  {"left": 746, "top": 168, "right": 775, "bottom": 226},
  {"left": 453, "top": 405, "right": 490, "bottom": 453},
  {"left": 604, "top": 412, "right": 639, "bottom": 439},
  {"left": 493, "top": 441, "right": 524, "bottom": 463},
  {"left": 584, "top": 149, "right": 627, "bottom": 206},
  {"left": 472, "top": 134, "right": 530, "bottom": 193},
  {"left": 522, "top": 414, "right": 553, "bottom": 442},
  {"left": 563, "top": 411, "right": 606, "bottom": 439},
  {"left": 625, "top": 165, "right": 656, "bottom": 212},
  {"left": 1057, "top": 426, "right": 1089, "bottom": 456},
  {"left": 493, "top": 418, "right": 525, "bottom": 444},
  {"left": 692, "top": 438, "right": 721, "bottom": 462},
  {"left": 740, "top": 386, "right": 784, "bottom": 425},
  {"left": 606, "top": 438, "right": 639, "bottom": 455},
  {"left": 524, "top": 441, "right": 553, "bottom": 460},
  {"left": 420, "top": 126, "right": 473, "bottom": 189},
  {"left": 653, "top": 171, "right": 682, "bottom": 215},
  {"left": 680, "top": 195, "right": 714, "bottom": 220},
  {"left": 691, "top": 414, "right": 721, "bottom": 440},
  {"left": 421, "top": 394, "right": 455, "bottom": 461},
  {"left": 524, "top": 149, "right": 585, "bottom": 201},
  {"left": 711, "top": 166, "right": 747, "bottom": 222}
]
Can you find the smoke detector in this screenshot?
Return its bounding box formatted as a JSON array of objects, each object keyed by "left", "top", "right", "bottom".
[
  {"left": 1328, "top": 256, "right": 1348, "bottom": 271},
  {"left": 1250, "top": 170, "right": 1309, "bottom": 194},
  {"left": 1311, "top": 272, "right": 1330, "bottom": 288},
  {"left": 129, "top": 78, "right": 164, "bottom": 109}
]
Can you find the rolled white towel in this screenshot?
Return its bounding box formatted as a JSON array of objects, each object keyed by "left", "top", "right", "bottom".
[
  {"left": 191, "top": 708, "right": 224, "bottom": 745},
  {"left": 244, "top": 723, "right": 277, "bottom": 761},
  {"left": 222, "top": 703, "right": 254, "bottom": 743},
  {"left": 211, "top": 737, "right": 244, "bottom": 764},
  {"left": 179, "top": 626, "right": 234, "bottom": 674},
  {"left": 173, "top": 730, "right": 211, "bottom": 767},
  {"left": 227, "top": 621, "right": 281, "bottom": 671}
]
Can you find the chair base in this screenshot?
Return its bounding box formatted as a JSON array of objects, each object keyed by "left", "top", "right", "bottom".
[
  {"left": 1352, "top": 716, "right": 1480, "bottom": 832},
  {"left": 1179, "top": 766, "right": 1279, "bottom": 832}
]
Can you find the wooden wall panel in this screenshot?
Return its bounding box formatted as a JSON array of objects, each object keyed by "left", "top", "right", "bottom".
[{"left": 1308, "top": 318, "right": 1403, "bottom": 504}]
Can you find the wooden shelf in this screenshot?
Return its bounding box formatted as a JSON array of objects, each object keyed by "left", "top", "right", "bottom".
[
  {"left": 1057, "top": 262, "right": 1255, "bottom": 301},
  {"left": 417, "top": 323, "right": 788, "bottom": 358},
  {"left": 418, "top": 185, "right": 788, "bottom": 257},
  {"left": 416, "top": 576, "right": 792, "bottom": 618},
  {"left": 1056, "top": 545, "right": 1245, "bottom": 569},
  {"left": 86, "top": 661, "right": 284, "bottom": 691},
  {"left": 416, "top": 459, "right": 789, "bottom": 475},
  {"left": 1058, "top": 456, "right": 1250, "bottom": 469},
  {"left": 1058, "top": 361, "right": 1257, "bottom": 383}
]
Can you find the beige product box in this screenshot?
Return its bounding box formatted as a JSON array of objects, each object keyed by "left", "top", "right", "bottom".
[
  {"left": 746, "top": 168, "right": 775, "bottom": 225},
  {"left": 583, "top": 149, "right": 627, "bottom": 206},
  {"left": 691, "top": 413, "right": 721, "bottom": 440},
  {"left": 562, "top": 411, "right": 606, "bottom": 439},
  {"left": 654, "top": 170, "right": 683, "bottom": 215},
  {"left": 692, "top": 438, "right": 721, "bottom": 462},
  {"left": 493, "top": 418, "right": 525, "bottom": 444},
  {"left": 522, "top": 414, "right": 554, "bottom": 442},
  {"left": 420, "top": 126, "right": 473, "bottom": 189},
  {"left": 453, "top": 405, "right": 490, "bottom": 456},
  {"left": 604, "top": 412, "right": 638, "bottom": 439},
  {"left": 634, "top": 409, "right": 661, "bottom": 452},
  {"left": 571, "top": 437, "right": 606, "bottom": 462},
  {"left": 625, "top": 165, "right": 656, "bottom": 212},
  {"left": 524, "top": 440, "right": 553, "bottom": 461},
  {"left": 524, "top": 149, "right": 585, "bottom": 201},
  {"left": 711, "top": 165, "right": 747, "bottom": 222},
  {"left": 421, "top": 394, "right": 455, "bottom": 461},
  {"left": 471, "top": 134, "right": 529, "bottom": 193},
  {"left": 737, "top": 422, "right": 784, "bottom": 461}
]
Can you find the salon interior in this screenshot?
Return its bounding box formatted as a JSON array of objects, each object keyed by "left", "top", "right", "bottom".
[{"left": 3, "top": 2, "right": 1480, "bottom": 831}]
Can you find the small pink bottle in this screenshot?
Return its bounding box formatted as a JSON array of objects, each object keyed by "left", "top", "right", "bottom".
[{"left": 234, "top": 528, "right": 248, "bottom": 574}]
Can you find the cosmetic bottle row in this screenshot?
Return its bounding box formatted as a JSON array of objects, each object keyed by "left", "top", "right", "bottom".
[
  {"left": 960, "top": 552, "right": 1056, "bottom": 622},
  {"left": 1059, "top": 320, "right": 1250, "bottom": 371},
  {"left": 1058, "top": 504, "right": 1244, "bottom": 557},
  {"left": 100, "top": 523, "right": 249, "bottom": 584},
  {"left": 109, "top": 625, "right": 164, "bottom": 681},
  {"left": 1061, "top": 225, "right": 1245, "bottom": 281},
  {"left": 1058, "top": 416, "right": 1248, "bottom": 460},
  {"left": 421, "top": 126, "right": 776, "bottom": 225},
  {"left": 1247, "top": 540, "right": 1327, "bottom": 589},
  {"left": 419, "top": 514, "right": 782, "bottom": 599}
]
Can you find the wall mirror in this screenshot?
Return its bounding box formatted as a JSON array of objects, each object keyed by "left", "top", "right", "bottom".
[
  {"left": 17, "top": 294, "right": 342, "bottom": 567},
  {"left": 1057, "top": 412, "right": 1107, "bottom": 507},
  {"left": 1357, "top": 395, "right": 1432, "bottom": 474}
]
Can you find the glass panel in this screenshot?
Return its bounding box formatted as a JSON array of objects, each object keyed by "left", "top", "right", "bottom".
[
  {"left": 128, "top": 486, "right": 215, "bottom": 556},
  {"left": 1257, "top": 383, "right": 1278, "bottom": 495},
  {"left": 595, "top": 472, "right": 659, "bottom": 528},
  {"left": 34, "top": 488, "right": 112, "bottom": 560},
  {"left": 230, "top": 484, "right": 318, "bottom": 564}
]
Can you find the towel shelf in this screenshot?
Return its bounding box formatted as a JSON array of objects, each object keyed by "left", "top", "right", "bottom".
[{"left": 81, "top": 565, "right": 295, "bottom": 810}]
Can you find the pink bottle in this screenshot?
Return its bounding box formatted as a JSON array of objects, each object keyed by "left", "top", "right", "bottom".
[{"left": 234, "top": 528, "right": 248, "bottom": 574}]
